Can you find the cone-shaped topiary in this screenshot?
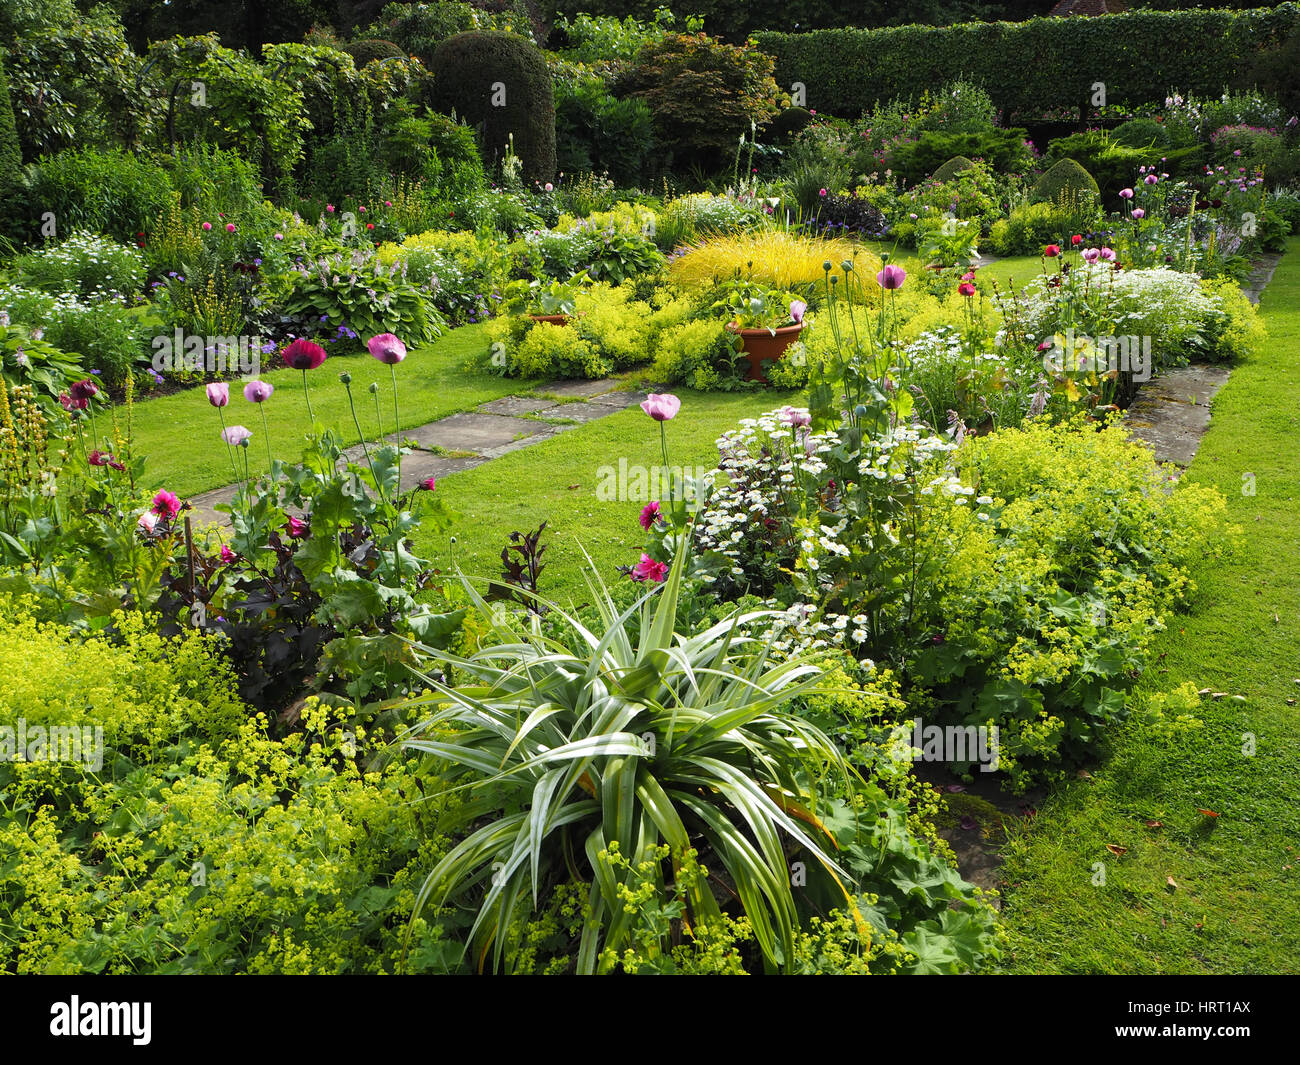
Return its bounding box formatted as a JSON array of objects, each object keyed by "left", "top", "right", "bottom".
[
  {"left": 429, "top": 31, "right": 555, "bottom": 184},
  {"left": 1031, "top": 157, "right": 1099, "bottom": 206},
  {"left": 931, "top": 155, "right": 976, "bottom": 183},
  {"left": 0, "top": 52, "right": 21, "bottom": 189}
]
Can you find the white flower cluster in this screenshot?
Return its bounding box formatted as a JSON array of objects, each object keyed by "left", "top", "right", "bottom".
[{"left": 17, "top": 230, "right": 145, "bottom": 298}]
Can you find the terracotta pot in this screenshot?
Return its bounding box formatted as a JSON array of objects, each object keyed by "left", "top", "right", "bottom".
[
  {"left": 529, "top": 313, "right": 571, "bottom": 326},
  {"left": 726, "top": 321, "right": 804, "bottom": 383}
]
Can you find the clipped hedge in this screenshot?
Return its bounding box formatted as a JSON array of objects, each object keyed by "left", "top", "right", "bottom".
[
  {"left": 754, "top": 5, "right": 1300, "bottom": 118},
  {"left": 0, "top": 53, "right": 20, "bottom": 184},
  {"left": 430, "top": 31, "right": 556, "bottom": 183}
]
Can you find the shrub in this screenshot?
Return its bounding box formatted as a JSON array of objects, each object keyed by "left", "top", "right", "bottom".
[
  {"left": 1044, "top": 130, "right": 1206, "bottom": 199},
  {"left": 13, "top": 231, "right": 145, "bottom": 299},
  {"left": 1, "top": 288, "right": 148, "bottom": 387},
  {"left": 613, "top": 32, "right": 781, "bottom": 172},
  {"left": 553, "top": 75, "right": 655, "bottom": 187},
  {"left": 341, "top": 38, "right": 407, "bottom": 67},
  {"left": 366, "top": 1, "right": 480, "bottom": 66},
  {"left": 1111, "top": 117, "right": 1170, "bottom": 148},
  {"left": 649, "top": 316, "right": 736, "bottom": 390},
  {"left": 1030, "top": 158, "right": 1099, "bottom": 206},
  {"left": 931, "top": 155, "right": 975, "bottom": 183},
  {"left": 430, "top": 32, "right": 556, "bottom": 183},
  {"left": 987, "top": 201, "right": 1071, "bottom": 256},
  {"left": 767, "top": 105, "right": 814, "bottom": 142},
  {"left": 17, "top": 148, "right": 172, "bottom": 245}
]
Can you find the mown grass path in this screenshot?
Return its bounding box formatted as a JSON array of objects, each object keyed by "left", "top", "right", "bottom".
[{"left": 997, "top": 239, "right": 1300, "bottom": 974}]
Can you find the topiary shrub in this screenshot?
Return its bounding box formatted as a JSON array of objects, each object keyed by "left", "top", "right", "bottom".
[
  {"left": 341, "top": 38, "right": 407, "bottom": 67},
  {"left": 930, "top": 155, "right": 975, "bottom": 183},
  {"left": 1111, "top": 117, "right": 1170, "bottom": 149},
  {"left": 767, "top": 105, "right": 814, "bottom": 142},
  {"left": 0, "top": 52, "right": 20, "bottom": 189},
  {"left": 1030, "top": 158, "right": 1099, "bottom": 207},
  {"left": 430, "top": 31, "right": 555, "bottom": 184}
]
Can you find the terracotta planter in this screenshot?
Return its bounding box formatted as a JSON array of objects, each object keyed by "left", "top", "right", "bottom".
[
  {"left": 529, "top": 313, "right": 571, "bottom": 326},
  {"left": 726, "top": 321, "right": 804, "bottom": 383}
]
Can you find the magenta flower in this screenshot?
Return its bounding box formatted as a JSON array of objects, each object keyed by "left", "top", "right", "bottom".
[
  {"left": 639, "top": 501, "right": 662, "bottom": 530},
  {"left": 779, "top": 405, "right": 811, "bottom": 428},
  {"left": 219, "top": 544, "right": 235, "bottom": 564},
  {"left": 69, "top": 379, "right": 99, "bottom": 403},
  {"left": 88, "top": 449, "right": 111, "bottom": 467},
  {"left": 1144, "top": 174, "right": 1158, "bottom": 185},
  {"left": 284, "top": 516, "right": 309, "bottom": 539},
  {"left": 243, "top": 380, "right": 274, "bottom": 403},
  {"left": 206, "top": 382, "right": 229, "bottom": 407},
  {"left": 1082, "top": 248, "right": 1101, "bottom": 263},
  {"left": 419, "top": 476, "right": 437, "bottom": 491},
  {"left": 152, "top": 490, "right": 181, "bottom": 519},
  {"left": 226, "top": 222, "right": 236, "bottom": 232},
  {"left": 1131, "top": 208, "right": 1146, "bottom": 219},
  {"left": 631, "top": 553, "right": 669, "bottom": 583},
  {"left": 1119, "top": 188, "right": 1134, "bottom": 200},
  {"left": 640, "top": 393, "right": 681, "bottom": 421},
  {"left": 367, "top": 333, "right": 407, "bottom": 364},
  {"left": 789, "top": 300, "right": 807, "bottom": 324},
  {"left": 221, "top": 425, "right": 252, "bottom": 447},
  {"left": 1099, "top": 247, "right": 1117, "bottom": 261},
  {"left": 202, "top": 221, "right": 212, "bottom": 231},
  {"left": 958, "top": 282, "right": 977, "bottom": 297},
  {"left": 282, "top": 338, "right": 327, "bottom": 370},
  {"left": 876, "top": 264, "right": 907, "bottom": 290}
]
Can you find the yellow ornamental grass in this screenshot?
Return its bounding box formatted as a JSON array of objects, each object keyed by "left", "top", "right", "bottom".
[{"left": 669, "top": 230, "right": 882, "bottom": 302}]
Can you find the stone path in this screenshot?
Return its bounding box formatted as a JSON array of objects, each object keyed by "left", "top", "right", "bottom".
[
  {"left": 1122, "top": 252, "right": 1282, "bottom": 471},
  {"left": 188, "top": 378, "right": 647, "bottom": 526}
]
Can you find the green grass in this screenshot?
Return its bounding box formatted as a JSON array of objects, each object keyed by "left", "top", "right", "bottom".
[
  {"left": 129, "top": 325, "right": 528, "bottom": 497},
  {"left": 996, "top": 240, "right": 1300, "bottom": 974},
  {"left": 412, "top": 386, "right": 797, "bottom": 606}
]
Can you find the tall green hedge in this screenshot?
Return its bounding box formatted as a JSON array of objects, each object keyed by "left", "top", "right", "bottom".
[
  {"left": 0, "top": 53, "right": 20, "bottom": 187},
  {"left": 754, "top": 5, "right": 1300, "bottom": 118}
]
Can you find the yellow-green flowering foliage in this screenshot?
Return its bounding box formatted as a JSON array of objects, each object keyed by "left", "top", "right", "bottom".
[
  {"left": 909, "top": 418, "right": 1234, "bottom": 789},
  {"left": 0, "top": 602, "right": 460, "bottom": 974}
]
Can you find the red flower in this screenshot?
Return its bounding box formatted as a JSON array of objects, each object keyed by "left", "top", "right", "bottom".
[
  {"left": 282, "top": 338, "right": 327, "bottom": 370},
  {"left": 1043, "top": 244, "right": 1061, "bottom": 257},
  {"left": 1071, "top": 234, "right": 1083, "bottom": 245},
  {"left": 419, "top": 477, "right": 436, "bottom": 491},
  {"left": 69, "top": 378, "right": 99, "bottom": 402},
  {"left": 957, "top": 282, "right": 977, "bottom": 298}
]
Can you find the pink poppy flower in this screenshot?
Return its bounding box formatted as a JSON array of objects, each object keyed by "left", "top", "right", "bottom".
[
  {"left": 152, "top": 490, "right": 181, "bottom": 519},
  {"left": 284, "top": 516, "right": 309, "bottom": 538},
  {"left": 206, "top": 382, "right": 229, "bottom": 407},
  {"left": 221, "top": 425, "right": 252, "bottom": 447},
  {"left": 631, "top": 553, "right": 669, "bottom": 583},
  {"left": 243, "top": 380, "right": 274, "bottom": 403},
  {"left": 876, "top": 264, "right": 907, "bottom": 290},
  {"left": 640, "top": 393, "right": 681, "bottom": 421},
  {"left": 367, "top": 333, "right": 407, "bottom": 364},
  {"left": 282, "top": 338, "right": 327, "bottom": 370}
]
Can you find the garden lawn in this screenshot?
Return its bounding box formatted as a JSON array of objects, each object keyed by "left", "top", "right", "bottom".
[
  {"left": 130, "top": 324, "right": 528, "bottom": 498},
  {"left": 411, "top": 385, "right": 797, "bottom": 606},
  {"left": 996, "top": 238, "right": 1300, "bottom": 974},
  {"left": 857, "top": 243, "right": 1045, "bottom": 291}
]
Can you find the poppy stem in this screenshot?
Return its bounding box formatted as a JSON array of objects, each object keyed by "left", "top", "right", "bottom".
[{"left": 302, "top": 369, "right": 316, "bottom": 426}]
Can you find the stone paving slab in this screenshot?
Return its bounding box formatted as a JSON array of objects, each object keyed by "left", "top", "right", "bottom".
[
  {"left": 478, "top": 395, "right": 560, "bottom": 416},
  {"left": 531, "top": 401, "right": 614, "bottom": 424},
  {"left": 395, "top": 449, "right": 487, "bottom": 490},
  {"left": 1125, "top": 363, "right": 1230, "bottom": 469},
  {"left": 397, "top": 411, "right": 546, "bottom": 453},
  {"left": 542, "top": 379, "right": 623, "bottom": 399},
  {"left": 587, "top": 389, "right": 648, "bottom": 410}
]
